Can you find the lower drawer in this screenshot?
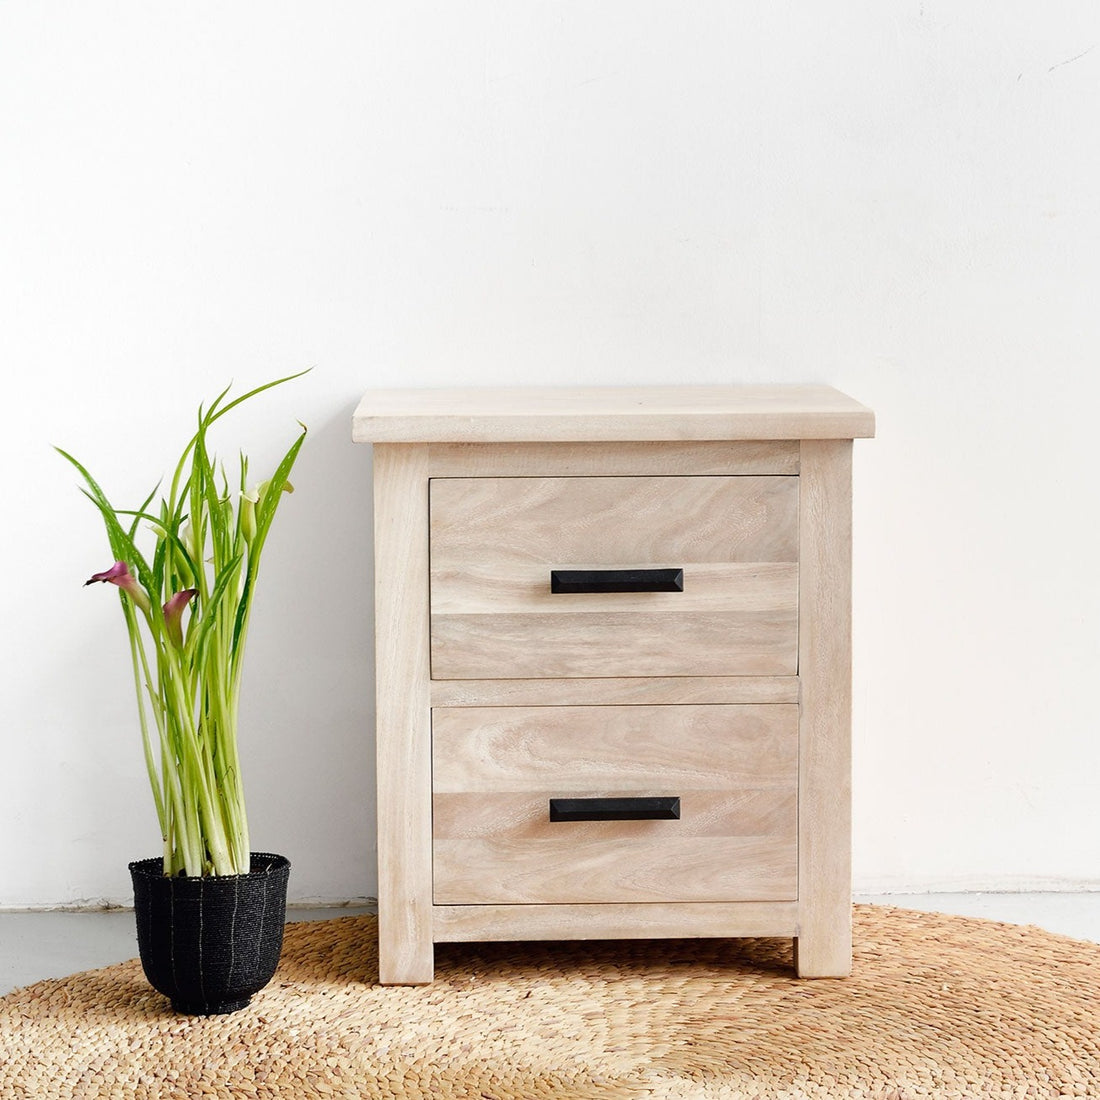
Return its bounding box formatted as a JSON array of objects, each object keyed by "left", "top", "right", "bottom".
[{"left": 432, "top": 704, "right": 798, "bottom": 905}]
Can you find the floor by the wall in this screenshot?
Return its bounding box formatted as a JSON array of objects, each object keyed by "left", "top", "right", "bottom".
[{"left": 2, "top": 895, "right": 1098, "bottom": 997}]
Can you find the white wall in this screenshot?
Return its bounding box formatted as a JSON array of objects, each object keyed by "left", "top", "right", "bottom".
[{"left": 2, "top": 2, "right": 1098, "bottom": 906}]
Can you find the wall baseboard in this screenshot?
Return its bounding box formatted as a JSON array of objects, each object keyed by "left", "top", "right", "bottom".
[
  {"left": 6, "top": 885, "right": 1100, "bottom": 914},
  {"left": 854, "top": 875, "right": 1100, "bottom": 895},
  {"left": 0, "top": 897, "right": 379, "bottom": 914}
]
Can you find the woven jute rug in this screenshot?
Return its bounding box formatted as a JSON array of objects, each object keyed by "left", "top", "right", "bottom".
[{"left": 1, "top": 905, "right": 1098, "bottom": 1099}]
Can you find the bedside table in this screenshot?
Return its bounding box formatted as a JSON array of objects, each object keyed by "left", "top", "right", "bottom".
[{"left": 352, "top": 385, "right": 874, "bottom": 984}]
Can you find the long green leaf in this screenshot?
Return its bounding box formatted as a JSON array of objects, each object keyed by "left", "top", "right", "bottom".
[
  {"left": 56, "top": 448, "right": 154, "bottom": 590},
  {"left": 231, "top": 425, "right": 307, "bottom": 651},
  {"left": 60, "top": 374, "right": 307, "bottom": 877}
]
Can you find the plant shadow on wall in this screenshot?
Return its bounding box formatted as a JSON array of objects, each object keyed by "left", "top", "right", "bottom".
[
  {"left": 57, "top": 372, "right": 308, "bottom": 1016},
  {"left": 234, "top": 400, "right": 378, "bottom": 902}
]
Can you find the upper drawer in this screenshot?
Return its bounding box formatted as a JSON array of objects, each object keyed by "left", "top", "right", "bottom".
[{"left": 429, "top": 475, "right": 798, "bottom": 680}]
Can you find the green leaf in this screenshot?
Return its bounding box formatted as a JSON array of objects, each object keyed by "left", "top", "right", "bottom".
[
  {"left": 56, "top": 447, "right": 153, "bottom": 591},
  {"left": 207, "top": 369, "right": 311, "bottom": 428},
  {"left": 190, "top": 553, "right": 243, "bottom": 669}
]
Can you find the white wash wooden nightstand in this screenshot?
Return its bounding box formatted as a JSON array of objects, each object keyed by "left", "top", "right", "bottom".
[{"left": 352, "top": 386, "right": 874, "bottom": 985}]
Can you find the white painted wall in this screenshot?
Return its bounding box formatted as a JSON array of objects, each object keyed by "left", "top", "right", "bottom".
[{"left": 2, "top": 2, "right": 1098, "bottom": 906}]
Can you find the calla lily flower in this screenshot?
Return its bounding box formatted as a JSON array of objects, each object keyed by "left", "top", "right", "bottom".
[
  {"left": 240, "top": 488, "right": 258, "bottom": 544},
  {"left": 180, "top": 520, "right": 199, "bottom": 561},
  {"left": 256, "top": 478, "right": 294, "bottom": 502},
  {"left": 240, "top": 480, "right": 293, "bottom": 545},
  {"left": 85, "top": 561, "right": 151, "bottom": 614},
  {"left": 163, "top": 588, "right": 198, "bottom": 648}
]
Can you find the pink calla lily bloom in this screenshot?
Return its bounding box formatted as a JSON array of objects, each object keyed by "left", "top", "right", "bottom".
[
  {"left": 163, "top": 588, "right": 198, "bottom": 647},
  {"left": 85, "top": 561, "right": 151, "bottom": 614}
]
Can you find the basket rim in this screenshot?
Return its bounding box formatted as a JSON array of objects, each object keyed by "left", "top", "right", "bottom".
[{"left": 128, "top": 852, "right": 290, "bottom": 881}]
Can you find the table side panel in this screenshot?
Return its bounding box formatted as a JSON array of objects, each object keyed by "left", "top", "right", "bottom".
[
  {"left": 795, "top": 439, "right": 854, "bottom": 978},
  {"left": 373, "top": 443, "right": 434, "bottom": 984}
]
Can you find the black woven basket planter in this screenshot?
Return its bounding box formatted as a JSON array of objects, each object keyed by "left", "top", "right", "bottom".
[{"left": 129, "top": 852, "right": 290, "bottom": 1015}]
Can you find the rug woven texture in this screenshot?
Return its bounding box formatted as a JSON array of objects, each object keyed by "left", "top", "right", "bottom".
[{"left": 1, "top": 905, "right": 1098, "bottom": 1099}]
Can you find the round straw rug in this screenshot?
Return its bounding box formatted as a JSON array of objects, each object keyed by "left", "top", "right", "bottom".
[{"left": 1, "top": 906, "right": 1098, "bottom": 1099}]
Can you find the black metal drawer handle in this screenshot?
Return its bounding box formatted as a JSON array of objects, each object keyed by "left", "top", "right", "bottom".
[
  {"left": 550, "top": 568, "right": 683, "bottom": 594},
  {"left": 549, "top": 796, "right": 681, "bottom": 822}
]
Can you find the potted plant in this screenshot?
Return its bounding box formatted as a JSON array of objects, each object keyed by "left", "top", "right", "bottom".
[{"left": 58, "top": 373, "right": 307, "bottom": 1015}]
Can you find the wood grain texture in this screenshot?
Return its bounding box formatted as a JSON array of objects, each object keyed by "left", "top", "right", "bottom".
[
  {"left": 427, "top": 440, "right": 800, "bottom": 477},
  {"left": 430, "top": 476, "right": 798, "bottom": 679},
  {"left": 795, "top": 439, "right": 853, "bottom": 978},
  {"left": 360, "top": 387, "right": 871, "bottom": 981},
  {"left": 432, "top": 705, "right": 798, "bottom": 904},
  {"left": 372, "top": 443, "right": 434, "bottom": 984},
  {"left": 352, "top": 385, "right": 876, "bottom": 443},
  {"left": 431, "top": 705, "right": 799, "bottom": 793},
  {"left": 429, "top": 675, "right": 800, "bottom": 707},
  {"left": 434, "top": 789, "right": 795, "bottom": 845},
  {"left": 432, "top": 901, "right": 800, "bottom": 942},
  {"left": 431, "top": 608, "right": 797, "bottom": 679},
  {"left": 433, "top": 836, "right": 797, "bottom": 905},
  {"left": 431, "top": 562, "right": 795, "bottom": 616},
  {"left": 431, "top": 476, "right": 798, "bottom": 566}
]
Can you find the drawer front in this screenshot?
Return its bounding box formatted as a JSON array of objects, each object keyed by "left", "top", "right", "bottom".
[
  {"left": 432, "top": 704, "right": 798, "bottom": 905},
  {"left": 429, "top": 475, "right": 798, "bottom": 679}
]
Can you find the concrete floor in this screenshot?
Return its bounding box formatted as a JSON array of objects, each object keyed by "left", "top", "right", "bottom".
[{"left": 2, "top": 894, "right": 1098, "bottom": 997}]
